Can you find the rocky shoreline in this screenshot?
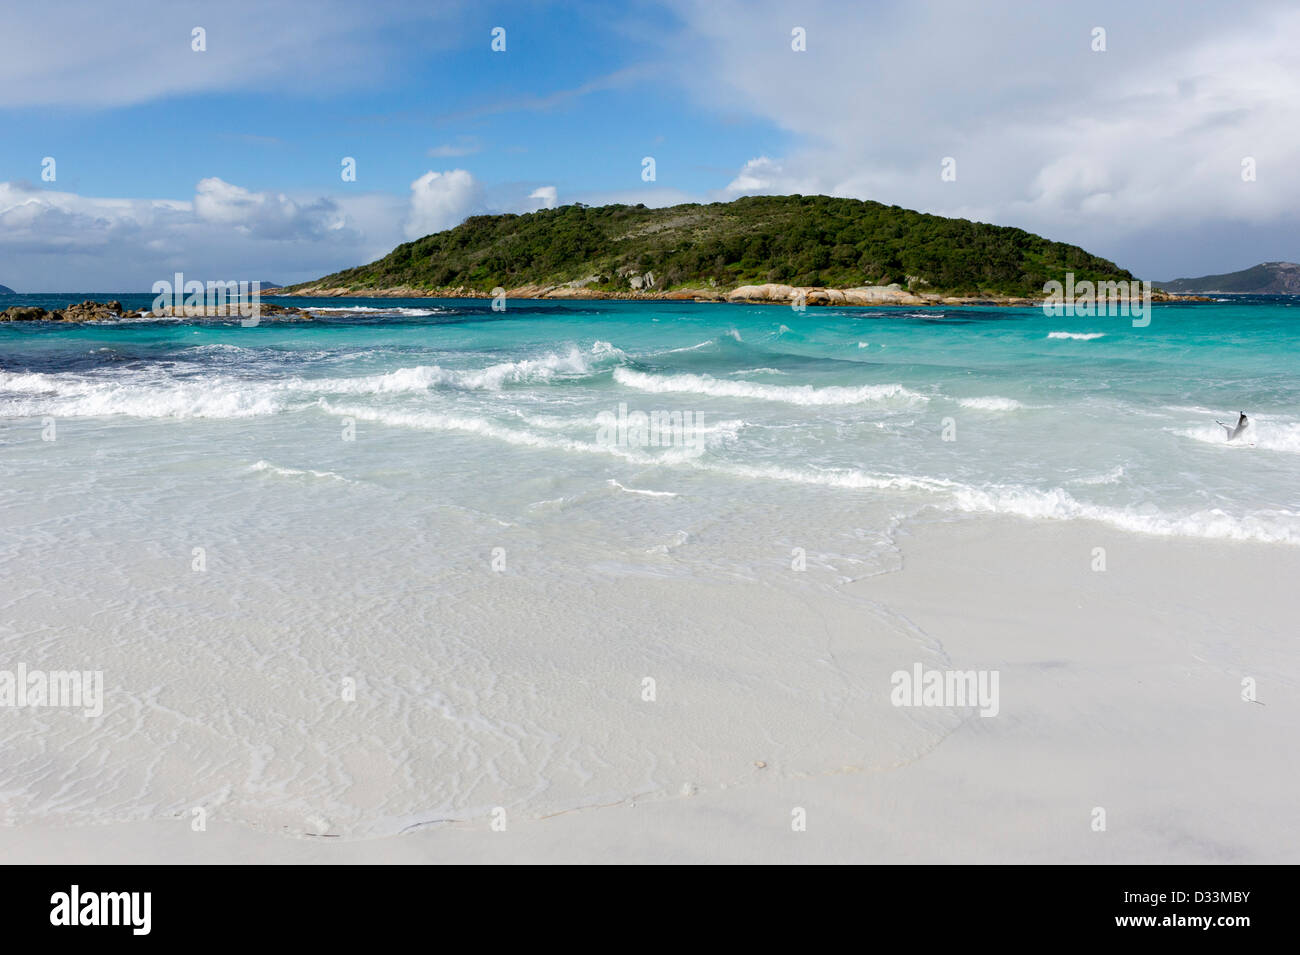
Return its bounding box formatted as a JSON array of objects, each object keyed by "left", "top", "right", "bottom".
[
  {"left": 278, "top": 281, "right": 1209, "bottom": 307},
  {"left": 1, "top": 286, "right": 1209, "bottom": 323},
  {"left": 0, "top": 300, "right": 312, "bottom": 322}
]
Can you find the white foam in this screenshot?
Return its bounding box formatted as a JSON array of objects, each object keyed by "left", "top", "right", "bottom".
[
  {"left": 957, "top": 396, "right": 1024, "bottom": 411},
  {"left": 657, "top": 340, "right": 714, "bottom": 355},
  {"left": 608, "top": 480, "right": 679, "bottom": 498},
  {"left": 946, "top": 484, "right": 1299, "bottom": 545},
  {"left": 306, "top": 343, "right": 621, "bottom": 395},
  {"left": 1071, "top": 465, "right": 1126, "bottom": 486},
  {"left": 311, "top": 401, "right": 1300, "bottom": 546},
  {"left": 0, "top": 370, "right": 288, "bottom": 418},
  {"left": 310, "top": 365, "right": 451, "bottom": 394},
  {"left": 0, "top": 345, "right": 629, "bottom": 418},
  {"left": 248, "top": 460, "right": 353, "bottom": 482},
  {"left": 320, "top": 401, "right": 606, "bottom": 457},
  {"left": 612, "top": 368, "right": 927, "bottom": 406},
  {"left": 1175, "top": 421, "right": 1300, "bottom": 453},
  {"left": 304, "top": 306, "right": 445, "bottom": 316},
  {"left": 0, "top": 370, "right": 68, "bottom": 394},
  {"left": 314, "top": 347, "right": 607, "bottom": 393},
  {"left": 1047, "top": 331, "right": 1106, "bottom": 340}
]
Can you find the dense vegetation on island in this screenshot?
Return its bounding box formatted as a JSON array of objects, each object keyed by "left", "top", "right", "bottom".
[{"left": 286, "top": 195, "right": 1135, "bottom": 297}]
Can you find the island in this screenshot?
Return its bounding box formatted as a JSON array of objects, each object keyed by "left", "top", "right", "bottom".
[{"left": 277, "top": 195, "right": 1198, "bottom": 306}]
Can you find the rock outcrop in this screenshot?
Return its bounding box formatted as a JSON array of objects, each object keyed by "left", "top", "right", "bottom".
[
  {"left": 0, "top": 306, "right": 51, "bottom": 322},
  {"left": 727, "top": 283, "right": 932, "bottom": 306},
  {"left": 0, "top": 301, "right": 138, "bottom": 322},
  {"left": 1, "top": 300, "right": 311, "bottom": 322},
  {"left": 150, "top": 301, "right": 307, "bottom": 318}
]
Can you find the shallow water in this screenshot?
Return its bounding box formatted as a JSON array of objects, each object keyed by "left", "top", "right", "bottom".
[{"left": 5, "top": 294, "right": 1298, "bottom": 546}]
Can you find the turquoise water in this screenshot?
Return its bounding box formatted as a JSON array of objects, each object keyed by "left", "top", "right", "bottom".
[{"left": 3, "top": 294, "right": 1297, "bottom": 550}]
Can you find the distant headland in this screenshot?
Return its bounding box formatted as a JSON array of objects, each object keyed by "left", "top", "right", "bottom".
[{"left": 1157, "top": 262, "right": 1300, "bottom": 295}]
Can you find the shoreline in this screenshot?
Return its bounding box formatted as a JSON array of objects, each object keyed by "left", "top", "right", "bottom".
[
  {"left": 0, "top": 288, "right": 1212, "bottom": 323},
  {"left": 274, "top": 282, "right": 1209, "bottom": 308}
]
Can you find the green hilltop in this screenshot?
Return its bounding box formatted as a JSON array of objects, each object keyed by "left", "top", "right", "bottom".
[{"left": 285, "top": 195, "right": 1134, "bottom": 297}]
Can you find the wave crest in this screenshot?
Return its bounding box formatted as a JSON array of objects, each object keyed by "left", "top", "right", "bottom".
[{"left": 612, "top": 368, "right": 926, "bottom": 406}]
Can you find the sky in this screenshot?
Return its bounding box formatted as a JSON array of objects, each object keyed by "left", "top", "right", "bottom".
[{"left": 1, "top": 0, "right": 1297, "bottom": 291}]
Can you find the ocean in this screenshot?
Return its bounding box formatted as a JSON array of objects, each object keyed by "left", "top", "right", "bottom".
[{"left": 2, "top": 294, "right": 1297, "bottom": 836}]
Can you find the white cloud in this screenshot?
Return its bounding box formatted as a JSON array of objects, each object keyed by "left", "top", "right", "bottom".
[
  {"left": 0, "top": 172, "right": 579, "bottom": 290},
  {"left": 722, "top": 157, "right": 819, "bottom": 198},
  {"left": 193, "top": 178, "right": 350, "bottom": 240},
  {"left": 404, "top": 170, "right": 484, "bottom": 239},
  {"left": 525, "top": 186, "right": 558, "bottom": 210},
  {"left": 0, "top": 0, "right": 467, "bottom": 108},
  {"left": 666, "top": 0, "right": 1300, "bottom": 275},
  {"left": 0, "top": 179, "right": 404, "bottom": 290},
  {"left": 427, "top": 137, "right": 482, "bottom": 158}
]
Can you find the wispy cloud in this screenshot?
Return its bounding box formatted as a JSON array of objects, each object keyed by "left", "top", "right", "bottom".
[
  {"left": 435, "top": 65, "right": 657, "bottom": 123},
  {"left": 427, "top": 136, "right": 483, "bottom": 158},
  {"left": 0, "top": 0, "right": 468, "bottom": 108}
]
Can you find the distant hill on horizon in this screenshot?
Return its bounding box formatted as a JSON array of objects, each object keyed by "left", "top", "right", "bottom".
[
  {"left": 0, "top": 284, "right": 15, "bottom": 294},
  {"left": 1158, "top": 261, "right": 1300, "bottom": 294}
]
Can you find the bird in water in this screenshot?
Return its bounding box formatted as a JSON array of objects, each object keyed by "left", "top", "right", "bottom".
[{"left": 1216, "top": 411, "right": 1250, "bottom": 442}]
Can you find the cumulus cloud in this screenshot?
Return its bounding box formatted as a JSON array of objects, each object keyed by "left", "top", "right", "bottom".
[
  {"left": 0, "top": 172, "right": 572, "bottom": 289},
  {"left": 0, "top": 179, "right": 402, "bottom": 290},
  {"left": 525, "top": 186, "right": 558, "bottom": 210},
  {"left": 668, "top": 0, "right": 1300, "bottom": 275},
  {"left": 404, "top": 170, "right": 484, "bottom": 239},
  {"left": 193, "top": 178, "right": 350, "bottom": 240},
  {"left": 722, "top": 157, "right": 820, "bottom": 198}
]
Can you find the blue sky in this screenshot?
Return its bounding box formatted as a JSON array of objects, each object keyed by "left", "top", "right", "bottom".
[
  {"left": 1, "top": 2, "right": 769, "bottom": 200},
  {"left": 2, "top": 0, "right": 1298, "bottom": 290}
]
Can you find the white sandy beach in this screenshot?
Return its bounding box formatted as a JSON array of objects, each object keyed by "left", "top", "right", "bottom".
[{"left": 4, "top": 514, "right": 1294, "bottom": 864}]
